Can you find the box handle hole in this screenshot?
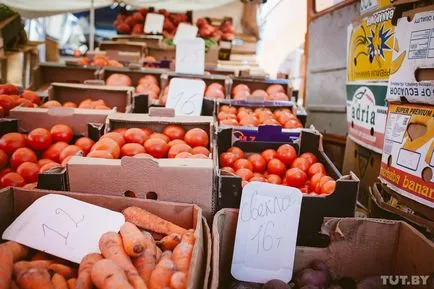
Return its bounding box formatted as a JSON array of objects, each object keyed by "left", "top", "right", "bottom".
[
  {"left": 146, "top": 191, "right": 158, "bottom": 200},
  {"left": 124, "top": 190, "right": 136, "bottom": 198}
]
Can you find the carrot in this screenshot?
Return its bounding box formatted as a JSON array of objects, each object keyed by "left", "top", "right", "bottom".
[
  {"left": 123, "top": 207, "right": 186, "bottom": 236},
  {"left": 75, "top": 253, "right": 103, "bottom": 289},
  {"left": 99, "top": 232, "right": 147, "bottom": 289},
  {"left": 91, "top": 259, "right": 134, "bottom": 289},
  {"left": 0, "top": 245, "right": 13, "bottom": 289},
  {"left": 148, "top": 259, "right": 176, "bottom": 289},
  {"left": 156, "top": 233, "right": 181, "bottom": 251},
  {"left": 181, "top": 230, "right": 195, "bottom": 246},
  {"left": 10, "top": 281, "right": 19, "bottom": 289},
  {"left": 156, "top": 247, "right": 162, "bottom": 261},
  {"left": 16, "top": 267, "right": 55, "bottom": 289},
  {"left": 133, "top": 248, "right": 156, "bottom": 285},
  {"left": 66, "top": 278, "right": 76, "bottom": 289},
  {"left": 172, "top": 243, "right": 193, "bottom": 275},
  {"left": 120, "top": 222, "right": 148, "bottom": 257},
  {"left": 52, "top": 273, "right": 68, "bottom": 289},
  {"left": 1, "top": 241, "right": 29, "bottom": 262},
  {"left": 49, "top": 264, "right": 77, "bottom": 279},
  {"left": 159, "top": 251, "right": 172, "bottom": 262},
  {"left": 170, "top": 272, "right": 186, "bottom": 289},
  {"left": 14, "top": 260, "right": 54, "bottom": 277},
  {"left": 142, "top": 231, "right": 157, "bottom": 256},
  {"left": 31, "top": 251, "right": 50, "bottom": 261}
]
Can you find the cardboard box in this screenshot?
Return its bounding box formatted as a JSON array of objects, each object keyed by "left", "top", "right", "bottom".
[
  {"left": 387, "top": 7, "right": 434, "bottom": 105},
  {"left": 346, "top": 82, "right": 388, "bottom": 153},
  {"left": 379, "top": 103, "right": 434, "bottom": 208},
  {"left": 229, "top": 76, "right": 292, "bottom": 99},
  {"left": 99, "top": 41, "right": 147, "bottom": 58},
  {"left": 0, "top": 187, "right": 209, "bottom": 289},
  {"left": 216, "top": 128, "right": 359, "bottom": 245},
  {"left": 211, "top": 209, "right": 434, "bottom": 289}
]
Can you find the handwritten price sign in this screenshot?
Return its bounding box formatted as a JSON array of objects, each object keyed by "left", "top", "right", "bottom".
[
  {"left": 144, "top": 13, "right": 165, "bottom": 34},
  {"left": 166, "top": 78, "right": 205, "bottom": 116},
  {"left": 2, "top": 194, "right": 125, "bottom": 263},
  {"left": 360, "top": 0, "right": 378, "bottom": 13},
  {"left": 173, "top": 23, "right": 198, "bottom": 45},
  {"left": 231, "top": 182, "right": 302, "bottom": 283},
  {"left": 176, "top": 38, "right": 205, "bottom": 75}
]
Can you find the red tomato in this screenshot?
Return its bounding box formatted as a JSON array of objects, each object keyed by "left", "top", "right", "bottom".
[
  {"left": 50, "top": 124, "right": 73, "bottom": 143},
  {"left": 0, "top": 172, "right": 26, "bottom": 187},
  {"left": 59, "top": 145, "right": 84, "bottom": 162},
  {"left": 124, "top": 128, "right": 147, "bottom": 144},
  {"left": 0, "top": 168, "right": 12, "bottom": 179},
  {"left": 291, "top": 157, "right": 310, "bottom": 172},
  {"left": 191, "top": 146, "right": 210, "bottom": 156},
  {"left": 241, "top": 180, "right": 249, "bottom": 188},
  {"left": 23, "top": 182, "right": 37, "bottom": 189},
  {"left": 218, "top": 111, "right": 236, "bottom": 121},
  {"left": 144, "top": 138, "right": 169, "bottom": 158},
  {"left": 300, "top": 185, "right": 309, "bottom": 194},
  {"left": 189, "top": 154, "right": 208, "bottom": 159},
  {"left": 150, "top": 133, "right": 170, "bottom": 143},
  {"left": 235, "top": 168, "right": 254, "bottom": 181},
  {"left": 250, "top": 175, "right": 267, "bottom": 182},
  {"left": 321, "top": 179, "right": 336, "bottom": 195},
  {"left": 285, "top": 168, "right": 307, "bottom": 188},
  {"left": 232, "top": 84, "right": 250, "bottom": 96},
  {"left": 0, "top": 149, "right": 8, "bottom": 170},
  {"left": 75, "top": 137, "right": 95, "bottom": 155},
  {"left": 91, "top": 139, "right": 120, "bottom": 159},
  {"left": 308, "top": 162, "right": 326, "bottom": 178},
  {"left": 41, "top": 100, "right": 62, "bottom": 108},
  {"left": 219, "top": 152, "right": 237, "bottom": 168},
  {"left": 16, "top": 162, "right": 40, "bottom": 183},
  {"left": 227, "top": 147, "right": 244, "bottom": 159},
  {"left": 163, "top": 125, "right": 186, "bottom": 140},
  {"left": 310, "top": 172, "right": 325, "bottom": 192},
  {"left": 21, "top": 90, "right": 41, "bottom": 105},
  {"left": 38, "top": 159, "right": 54, "bottom": 167},
  {"left": 267, "top": 174, "right": 282, "bottom": 184},
  {"left": 168, "top": 139, "right": 187, "bottom": 147},
  {"left": 168, "top": 143, "right": 192, "bottom": 158},
  {"left": 221, "top": 167, "right": 235, "bottom": 174},
  {"left": 101, "top": 132, "right": 126, "bottom": 148},
  {"left": 87, "top": 150, "right": 114, "bottom": 159},
  {"left": 140, "top": 128, "right": 153, "bottom": 138},
  {"left": 27, "top": 128, "right": 52, "bottom": 151},
  {"left": 61, "top": 155, "right": 73, "bottom": 167},
  {"left": 248, "top": 153, "right": 266, "bottom": 173},
  {"left": 134, "top": 153, "right": 153, "bottom": 158},
  {"left": 112, "top": 128, "right": 128, "bottom": 136},
  {"left": 315, "top": 176, "right": 333, "bottom": 193},
  {"left": 15, "top": 98, "right": 33, "bottom": 108},
  {"left": 300, "top": 152, "right": 318, "bottom": 165},
  {"left": 276, "top": 144, "right": 297, "bottom": 165},
  {"left": 42, "top": 142, "right": 69, "bottom": 163},
  {"left": 284, "top": 119, "right": 303, "bottom": 129},
  {"left": 220, "top": 119, "right": 239, "bottom": 126},
  {"left": 184, "top": 128, "right": 209, "bottom": 147},
  {"left": 220, "top": 105, "right": 237, "bottom": 114},
  {"left": 121, "top": 143, "right": 145, "bottom": 157},
  {"left": 175, "top": 152, "right": 193, "bottom": 158},
  {"left": 261, "top": 149, "right": 277, "bottom": 163},
  {"left": 0, "top": 84, "right": 19, "bottom": 95},
  {"left": 39, "top": 162, "right": 60, "bottom": 173},
  {"left": 233, "top": 159, "right": 253, "bottom": 171},
  {"left": 10, "top": 148, "right": 37, "bottom": 169},
  {"left": 267, "top": 158, "right": 286, "bottom": 176},
  {"left": 0, "top": 95, "right": 16, "bottom": 113},
  {"left": 0, "top": 133, "right": 26, "bottom": 154}
]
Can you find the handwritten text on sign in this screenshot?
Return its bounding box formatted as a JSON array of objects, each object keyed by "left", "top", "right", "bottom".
[
  {"left": 231, "top": 182, "right": 302, "bottom": 283},
  {"left": 176, "top": 38, "right": 205, "bottom": 75},
  {"left": 2, "top": 194, "right": 125, "bottom": 263},
  {"left": 166, "top": 78, "right": 205, "bottom": 116}
]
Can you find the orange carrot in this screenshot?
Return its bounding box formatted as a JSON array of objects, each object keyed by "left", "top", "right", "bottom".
[
  {"left": 148, "top": 259, "right": 176, "bottom": 289},
  {"left": 156, "top": 233, "right": 181, "bottom": 251},
  {"left": 133, "top": 248, "right": 156, "bottom": 285},
  {"left": 91, "top": 259, "right": 134, "bottom": 289},
  {"left": 123, "top": 207, "right": 186, "bottom": 236},
  {"left": 10, "top": 281, "right": 19, "bottom": 289},
  {"left": 159, "top": 251, "right": 172, "bottom": 262},
  {"left": 99, "top": 232, "right": 147, "bottom": 289},
  {"left": 14, "top": 260, "right": 54, "bottom": 277},
  {"left": 16, "top": 267, "right": 55, "bottom": 289},
  {"left": 1, "top": 241, "right": 29, "bottom": 262},
  {"left": 66, "top": 278, "right": 76, "bottom": 289},
  {"left": 52, "top": 273, "right": 68, "bottom": 289},
  {"left": 156, "top": 247, "right": 162, "bottom": 261},
  {"left": 48, "top": 264, "right": 77, "bottom": 279},
  {"left": 142, "top": 231, "right": 157, "bottom": 256},
  {"left": 172, "top": 243, "right": 193, "bottom": 275},
  {"left": 181, "top": 230, "right": 195, "bottom": 246},
  {"left": 31, "top": 251, "right": 50, "bottom": 261},
  {"left": 120, "top": 222, "right": 148, "bottom": 257},
  {"left": 170, "top": 272, "right": 186, "bottom": 289},
  {"left": 75, "top": 253, "right": 103, "bottom": 289},
  {"left": 0, "top": 244, "right": 13, "bottom": 289}
]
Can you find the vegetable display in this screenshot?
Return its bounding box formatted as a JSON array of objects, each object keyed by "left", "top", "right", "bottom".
[
  {"left": 106, "top": 74, "right": 161, "bottom": 102},
  {"left": 231, "top": 84, "right": 289, "bottom": 101},
  {"left": 0, "top": 85, "right": 40, "bottom": 116}
]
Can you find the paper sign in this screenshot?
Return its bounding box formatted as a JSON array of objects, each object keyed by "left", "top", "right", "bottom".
[
  {"left": 173, "top": 23, "right": 199, "bottom": 45},
  {"left": 176, "top": 38, "right": 205, "bottom": 75},
  {"left": 2, "top": 194, "right": 125, "bottom": 263},
  {"left": 360, "top": 0, "right": 378, "bottom": 14},
  {"left": 144, "top": 13, "right": 164, "bottom": 34},
  {"left": 231, "top": 182, "right": 302, "bottom": 283},
  {"left": 166, "top": 78, "right": 205, "bottom": 116}
]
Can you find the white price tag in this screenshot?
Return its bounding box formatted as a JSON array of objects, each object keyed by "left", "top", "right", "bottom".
[
  {"left": 176, "top": 38, "right": 205, "bottom": 75},
  {"left": 144, "top": 13, "right": 165, "bottom": 34},
  {"left": 2, "top": 194, "right": 125, "bottom": 263},
  {"left": 360, "top": 0, "right": 378, "bottom": 14},
  {"left": 166, "top": 78, "right": 205, "bottom": 116},
  {"left": 231, "top": 182, "right": 302, "bottom": 283},
  {"left": 173, "top": 23, "right": 199, "bottom": 45}
]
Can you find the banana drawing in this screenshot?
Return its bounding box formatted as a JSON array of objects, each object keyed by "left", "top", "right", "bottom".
[
  {"left": 425, "top": 140, "right": 434, "bottom": 165},
  {"left": 390, "top": 51, "right": 406, "bottom": 75},
  {"left": 403, "top": 116, "right": 434, "bottom": 151}
]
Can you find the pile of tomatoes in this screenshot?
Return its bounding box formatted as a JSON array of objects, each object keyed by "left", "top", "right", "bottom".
[
  {"left": 218, "top": 105, "right": 303, "bottom": 128},
  {"left": 106, "top": 74, "right": 161, "bottom": 102},
  {"left": 219, "top": 144, "right": 336, "bottom": 195},
  {"left": 40, "top": 98, "right": 112, "bottom": 110},
  {"left": 0, "top": 84, "right": 40, "bottom": 116},
  {"left": 231, "top": 83, "right": 289, "bottom": 101}
]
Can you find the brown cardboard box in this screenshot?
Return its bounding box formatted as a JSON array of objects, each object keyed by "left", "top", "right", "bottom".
[
  {"left": 211, "top": 208, "right": 434, "bottom": 289},
  {"left": 0, "top": 187, "right": 209, "bottom": 289},
  {"left": 99, "top": 41, "right": 147, "bottom": 58}
]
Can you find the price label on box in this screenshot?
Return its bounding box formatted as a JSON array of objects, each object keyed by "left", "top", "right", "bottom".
[
  {"left": 231, "top": 182, "right": 302, "bottom": 283},
  {"left": 176, "top": 38, "right": 205, "bottom": 75},
  {"left": 2, "top": 194, "right": 125, "bottom": 263},
  {"left": 166, "top": 78, "right": 205, "bottom": 116},
  {"left": 144, "top": 13, "right": 165, "bottom": 34},
  {"left": 173, "top": 23, "right": 198, "bottom": 45}
]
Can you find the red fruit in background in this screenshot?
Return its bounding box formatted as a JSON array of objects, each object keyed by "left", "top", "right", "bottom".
[
  {"left": 267, "top": 174, "right": 282, "bottom": 184},
  {"left": 75, "top": 137, "right": 95, "bottom": 155},
  {"left": 23, "top": 182, "right": 37, "bottom": 189},
  {"left": 125, "top": 16, "right": 136, "bottom": 27},
  {"left": 39, "top": 162, "right": 60, "bottom": 173},
  {"left": 38, "top": 159, "right": 54, "bottom": 167},
  {"left": 117, "top": 22, "right": 132, "bottom": 34},
  {"left": 60, "top": 145, "right": 83, "bottom": 162},
  {"left": 261, "top": 149, "right": 277, "bottom": 163},
  {"left": 101, "top": 132, "right": 126, "bottom": 148},
  {"left": 300, "top": 152, "right": 317, "bottom": 166},
  {"left": 0, "top": 95, "right": 16, "bottom": 113},
  {"left": 41, "top": 100, "right": 62, "bottom": 108},
  {"left": 15, "top": 98, "right": 33, "bottom": 108},
  {"left": 310, "top": 172, "right": 325, "bottom": 192},
  {"left": 227, "top": 147, "right": 244, "bottom": 159},
  {"left": 291, "top": 157, "right": 310, "bottom": 172},
  {"left": 276, "top": 144, "right": 297, "bottom": 165},
  {"left": 175, "top": 152, "right": 192, "bottom": 158},
  {"left": 121, "top": 143, "right": 145, "bottom": 157},
  {"left": 316, "top": 176, "right": 333, "bottom": 193},
  {"left": 144, "top": 138, "right": 169, "bottom": 159},
  {"left": 0, "top": 149, "right": 8, "bottom": 170},
  {"left": 0, "top": 84, "right": 19, "bottom": 95},
  {"left": 124, "top": 128, "right": 147, "bottom": 144},
  {"left": 112, "top": 128, "right": 128, "bottom": 137},
  {"left": 0, "top": 172, "right": 25, "bottom": 187},
  {"left": 17, "top": 162, "right": 40, "bottom": 183},
  {"left": 61, "top": 155, "right": 73, "bottom": 167},
  {"left": 196, "top": 18, "right": 207, "bottom": 27},
  {"left": 163, "top": 18, "right": 175, "bottom": 33},
  {"left": 91, "top": 139, "right": 120, "bottom": 159},
  {"left": 191, "top": 146, "right": 210, "bottom": 156},
  {"left": 266, "top": 84, "right": 285, "bottom": 95},
  {"left": 248, "top": 153, "right": 266, "bottom": 173},
  {"left": 21, "top": 90, "right": 41, "bottom": 105},
  {"left": 106, "top": 73, "right": 132, "bottom": 86},
  {"left": 168, "top": 143, "right": 192, "bottom": 158},
  {"left": 184, "top": 128, "right": 209, "bottom": 147},
  {"left": 285, "top": 168, "right": 307, "bottom": 188},
  {"left": 42, "top": 142, "right": 69, "bottom": 163},
  {"left": 219, "top": 152, "right": 237, "bottom": 167},
  {"left": 267, "top": 158, "right": 286, "bottom": 176},
  {"left": 168, "top": 139, "right": 186, "bottom": 147},
  {"left": 138, "top": 75, "right": 158, "bottom": 86},
  {"left": 308, "top": 162, "right": 326, "bottom": 178},
  {"left": 0, "top": 168, "right": 12, "bottom": 179},
  {"left": 236, "top": 168, "right": 254, "bottom": 181},
  {"left": 50, "top": 124, "right": 73, "bottom": 143},
  {"left": 232, "top": 84, "right": 250, "bottom": 96},
  {"left": 132, "top": 12, "right": 145, "bottom": 22},
  {"left": 87, "top": 150, "right": 114, "bottom": 159},
  {"left": 221, "top": 167, "right": 235, "bottom": 174},
  {"left": 0, "top": 106, "right": 4, "bottom": 117},
  {"left": 233, "top": 159, "right": 253, "bottom": 171},
  {"left": 150, "top": 133, "right": 170, "bottom": 143},
  {"left": 10, "top": 148, "right": 37, "bottom": 169},
  {"left": 321, "top": 179, "right": 336, "bottom": 195},
  {"left": 27, "top": 128, "right": 52, "bottom": 151}
]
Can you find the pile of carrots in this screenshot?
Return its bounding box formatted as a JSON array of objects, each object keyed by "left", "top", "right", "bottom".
[{"left": 0, "top": 206, "right": 195, "bottom": 289}]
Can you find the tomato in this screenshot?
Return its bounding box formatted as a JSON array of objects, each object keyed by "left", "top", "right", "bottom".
[
  {"left": 144, "top": 138, "right": 169, "bottom": 158},
  {"left": 220, "top": 105, "right": 237, "bottom": 115},
  {"left": 112, "top": 128, "right": 128, "bottom": 136},
  {"left": 241, "top": 180, "right": 249, "bottom": 188},
  {"left": 63, "top": 102, "right": 77, "bottom": 108},
  {"left": 189, "top": 154, "right": 209, "bottom": 159},
  {"left": 140, "top": 128, "right": 153, "bottom": 138},
  {"left": 308, "top": 162, "right": 326, "bottom": 178},
  {"left": 0, "top": 168, "right": 12, "bottom": 179},
  {"left": 75, "top": 137, "right": 95, "bottom": 155},
  {"left": 218, "top": 111, "right": 236, "bottom": 121},
  {"left": 315, "top": 176, "right": 333, "bottom": 193},
  {"left": 91, "top": 139, "right": 120, "bottom": 159},
  {"left": 16, "top": 162, "right": 40, "bottom": 183},
  {"left": 0, "top": 172, "right": 26, "bottom": 187},
  {"left": 221, "top": 167, "right": 235, "bottom": 174},
  {"left": 233, "top": 159, "right": 253, "bottom": 171},
  {"left": 61, "top": 155, "right": 73, "bottom": 167},
  {"left": 168, "top": 143, "right": 192, "bottom": 158},
  {"left": 134, "top": 153, "right": 154, "bottom": 158},
  {"left": 184, "top": 128, "right": 209, "bottom": 147},
  {"left": 87, "top": 150, "right": 114, "bottom": 159},
  {"left": 38, "top": 159, "right": 54, "bottom": 167},
  {"left": 220, "top": 119, "right": 239, "bottom": 126},
  {"left": 300, "top": 185, "right": 309, "bottom": 194},
  {"left": 261, "top": 149, "right": 277, "bottom": 163},
  {"left": 227, "top": 147, "right": 244, "bottom": 159},
  {"left": 23, "top": 182, "right": 37, "bottom": 189},
  {"left": 247, "top": 153, "right": 266, "bottom": 173},
  {"left": 235, "top": 168, "right": 254, "bottom": 181},
  {"left": 150, "top": 133, "right": 170, "bottom": 143},
  {"left": 239, "top": 116, "right": 258, "bottom": 127},
  {"left": 39, "top": 162, "right": 60, "bottom": 173},
  {"left": 219, "top": 152, "right": 237, "bottom": 167},
  {"left": 48, "top": 124, "right": 73, "bottom": 143},
  {"left": 101, "top": 132, "right": 126, "bottom": 148},
  {"left": 285, "top": 168, "right": 307, "bottom": 188},
  {"left": 0, "top": 149, "right": 8, "bottom": 170},
  {"left": 121, "top": 143, "right": 145, "bottom": 157},
  {"left": 277, "top": 144, "right": 297, "bottom": 165},
  {"left": 0, "top": 95, "right": 15, "bottom": 113},
  {"left": 291, "top": 157, "right": 310, "bottom": 172},
  {"left": 15, "top": 98, "right": 33, "bottom": 108},
  {"left": 191, "top": 146, "right": 210, "bottom": 156},
  {"left": 232, "top": 84, "right": 250, "bottom": 96},
  {"left": 42, "top": 142, "right": 69, "bottom": 162},
  {"left": 309, "top": 172, "right": 325, "bottom": 192},
  {"left": 321, "top": 179, "right": 336, "bottom": 195},
  {"left": 124, "top": 128, "right": 147, "bottom": 144},
  {"left": 27, "top": 128, "right": 52, "bottom": 151},
  {"left": 59, "top": 145, "right": 84, "bottom": 162},
  {"left": 261, "top": 119, "right": 280, "bottom": 126},
  {"left": 0, "top": 133, "right": 26, "bottom": 154},
  {"left": 163, "top": 125, "right": 185, "bottom": 140},
  {"left": 250, "top": 175, "right": 267, "bottom": 182},
  {"left": 267, "top": 174, "right": 282, "bottom": 184},
  {"left": 300, "top": 152, "right": 317, "bottom": 165},
  {"left": 168, "top": 139, "right": 187, "bottom": 147},
  {"left": 266, "top": 84, "right": 285, "bottom": 95},
  {"left": 175, "top": 152, "right": 193, "bottom": 158},
  {"left": 10, "top": 148, "right": 37, "bottom": 169},
  {"left": 0, "top": 84, "right": 19, "bottom": 95},
  {"left": 41, "top": 100, "right": 62, "bottom": 108},
  {"left": 284, "top": 119, "right": 303, "bottom": 129},
  {"left": 267, "top": 158, "right": 286, "bottom": 176}
]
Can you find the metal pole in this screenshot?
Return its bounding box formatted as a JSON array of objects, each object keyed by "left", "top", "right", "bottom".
[{"left": 89, "top": 0, "right": 95, "bottom": 51}]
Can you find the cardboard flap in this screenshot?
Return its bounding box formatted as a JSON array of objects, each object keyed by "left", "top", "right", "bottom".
[
  {"left": 246, "top": 95, "right": 265, "bottom": 102},
  {"left": 149, "top": 107, "right": 175, "bottom": 117},
  {"left": 47, "top": 107, "right": 75, "bottom": 117},
  {"left": 128, "top": 63, "right": 142, "bottom": 70},
  {"left": 84, "top": 79, "right": 105, "bottom": 85}
]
